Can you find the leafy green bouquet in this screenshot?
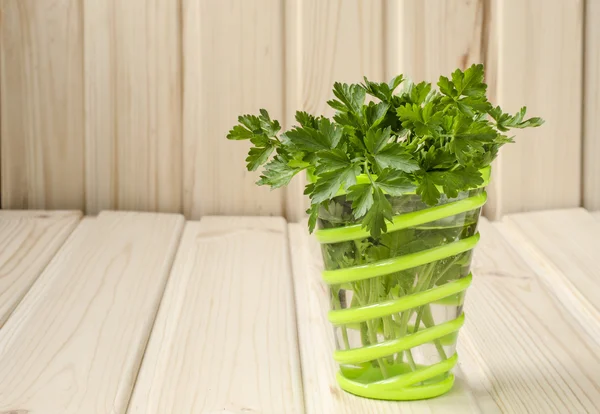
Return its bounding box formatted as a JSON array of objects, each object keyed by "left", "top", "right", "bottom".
[{"left": 227, "top": 64, "right": 543, "bottom": 388}]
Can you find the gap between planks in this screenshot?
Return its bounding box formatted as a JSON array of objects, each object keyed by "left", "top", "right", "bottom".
[
  {"left": 1, "top": 210, "right": 598, "bottom": 413},
  {"left": 496, "top": 208, "right": 600, "bottom": 344},
  {"left": 0, "top": 210, "right": 82, "bottom": 327},
  {"left": 127, "top": 216, "right": 304, "bottom": 413}
]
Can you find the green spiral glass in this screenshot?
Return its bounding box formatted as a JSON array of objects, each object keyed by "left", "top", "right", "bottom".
[{"left": 315, "top": 168, "right": 489, "bottom": 400}]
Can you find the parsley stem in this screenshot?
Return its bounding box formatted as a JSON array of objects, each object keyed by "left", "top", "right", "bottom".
[
  {"left": 331, "top": 288, "right": 350, "bottom": 349},
  {"left": 363, "top": 160, "right": 375, "bottom": 184}
]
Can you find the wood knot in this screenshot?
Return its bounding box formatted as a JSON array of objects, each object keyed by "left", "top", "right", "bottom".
[{"left": 329, "top": 385, "right": 341, "bottom": 399}]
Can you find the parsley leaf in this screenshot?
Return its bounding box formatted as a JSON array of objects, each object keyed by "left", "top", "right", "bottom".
[
  {"left": 347, "top": 183, "right": 374, "bottom": 218},
  {"left": 429, "top": 166, "right": 483, "bottom": 198},
  {"left": 452, "top": 64, "right": 486, "bottom": 97},
  {"left": 328, "top": 82, "right": 366, "bottom": 115},
  {"left": 489, "top": 106, "right": 545, "bottom": 131},
  {"left": 257, "top": 152, "right": 302, "bottom": 188},
  {"left": 416, "top": 173, "right": 441, "bottom": 205},
  {"left": 364, "top": 126, "right": 392, "bottom": 154},
  {"left": 246, "top": 144, "right": 275, "bottom": 171},
  {"left": 407, "top": 81, "right": 432, "bottom": 105},
  {"left": 373, "top": 144, "right": 420, "bottom": 172},
  {"left": 295, "top": 111, "right": 319, "bottom": 128},
  {"left": 238, "top": 114, "right": 262, "bottom": 132},
  {"left": 361, "top": 75, "right": 404, "bottom": 102},
  {"left": 364, "top": 102, "right": 390, "bottom": 129},
  {"left": 317, "top": 118, "right": 343, "bottom": 148},
  {"left": 310, "top": 164, "right": 360, "bottom": 204},
  {"left": 375, "top": 169, "right": 416, "bottom": 196},
  {"left": 259, "top": 109, "right": 281, "bottom": 137},
  {"left": 227, "top": 125, "right": 254, "bottom": 140},
  {"left": 362, "top": 187, "right": 393, "bottom": 237},
  {"left": 227, "top": 65, "right": 544, "bottom": 237},
  {"left": 314, "top": 149, "right": 351, "bottom": 175},
  {"left": 307, "top": 204, "right": 319, "bottom": 233}
]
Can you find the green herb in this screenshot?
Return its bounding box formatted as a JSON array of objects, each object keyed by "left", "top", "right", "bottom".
[
  {"left": 227, "top": 64, "right": 543, "bottom": 237},
  {"left": 227, "top": 65, "right": 543, "bottom": 380}
]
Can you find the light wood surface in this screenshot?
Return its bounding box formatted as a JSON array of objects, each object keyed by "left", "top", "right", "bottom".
[
  {"left": 283, "top": 0, "right": 385, "bottom": 221},
  {"left": 491, "top": 0, "right": 583, "bottom": 215},
  {"left": 0, "top": 1, "right": 597, "bottom": 218},
  {"left": 386, "top": 0, "right": 506, "bottom": 221},
  {"left": 0, "top": 0, "right": 84, "bottom": 209},
  {"left": 390, "top": 0, "right": 486, "bottom": 83},
  {"left": 0, "top": 211, "right": 599, "bottom": 412},
  {"left": 462, "top": 218, "right": 600, "bottom": 413},
  {"left": 499, "top": 209, "right": 600, "bottom": 342},
  {"left": 84, "top": 0, "right": 182, "bottom": 214},
  {"left": 0, "top": 210, "right": 81, "bottom": 326},
  {"left": 182, "top": 0, "right": 286, "bottom": 219},
  {"left": 0, "top": 212, "right": 184, "bottom": 414},
  {"left": 128, "top": 217, "right": 304, "bottom": 413},
  {"left": 584, "top": 0, "right": 600, "bottom": 210}
]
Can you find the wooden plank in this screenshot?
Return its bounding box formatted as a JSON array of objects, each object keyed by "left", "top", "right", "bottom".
[
  {"left": 460, "top": 218, "right": 600, "bottom": 413},
  {"left": 490, "top": 0, "right": 583, "bottom": 215},
  {"left": 182, "top": 0, "right": 285, "bottom": 219},
  {"left": 282, "top": 0, "right": 385, "bottom": 221},
  {"left": 583, "top": 0, "right": 600, "bottom": 210},
  {"left": 84, "top": 0, "right": 182, "bottom": 214},
  {"left": 294, "top": 0, "right": 384, "bottom": 117},
  {"left": 0, "top": 0, "right": 84, "bottom": 209},
  {"left": 282, "top": 0, "right": 305, "bottom": 222},
  {"left": 498, "top": 209, "right": 600, "bottom": 342},
  {"left": 288, "top": 222, "right": 498, "bottom": 413},
  {"left": 0, "top": 212, "right": 184, "bottom": 413},
  {"left": 386, "top": 0, "right": 506, "bottom": 220},
  {"left": 388, "top": 0, "right": 487, "bottom": 83},
  {"left": 128, "top": 217, "right": 304, "bottom": 413},
  {"left": 0, "top": 210, "right": 81, "bottom": 326}
]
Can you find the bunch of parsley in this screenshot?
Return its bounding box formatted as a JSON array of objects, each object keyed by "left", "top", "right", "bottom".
[{"left": 227, "top": 64, "right": 543, "bottom": 237}]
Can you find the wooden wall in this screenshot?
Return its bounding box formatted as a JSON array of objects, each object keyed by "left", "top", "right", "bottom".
[{"left": 0, "top": 0, "right": 595, "bottom": 219}]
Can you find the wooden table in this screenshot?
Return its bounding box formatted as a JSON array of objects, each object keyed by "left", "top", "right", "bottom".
[{"left": 0, "top": 209, "right": 598, "bottom": 413}]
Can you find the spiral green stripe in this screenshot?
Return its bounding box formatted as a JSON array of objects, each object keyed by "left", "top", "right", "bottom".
[
  {"left": 322, "top": 233, "right": 479, "bottom": 285},
  {"left": 339, "top": 353, "right": 458, "bottom": 390},
  {"left": 335, "top": 355, "right": 458, "bottom": 401},
  {"left": 333, "top": 313, "right": 465, "bottom": 364},
  {"left": 315, "top": 192, "right": 487, "bottom": 244},
  {"left": 328, "top": 273, "right": 472, "bottom": 325}
]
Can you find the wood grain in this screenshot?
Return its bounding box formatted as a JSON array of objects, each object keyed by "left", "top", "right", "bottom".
[
  {"left": 288, "top": 222, "right": 498, "bottom": 413},
  {"left": 0, "top": 210, "right": 81, "bottom": 326},
  {"left": 583, "top": 0, "right": 600, "bottom": 210},
  {"left": 498, "top": 209, "right": 600, "bottom": 342},
  {"left": 128, "top": 217, "right": 304, "bottom": 413},
  {"left": 491, "top": 0, "right": 583, "bottom": 215},
  {"left": 389, "top": 0, "right": 487, "bottom": 83},
  {"left": 462, "top": 218, "right": 600, "bottom": 413},
  {"left": 0, "top": 0, "right": 84, "bottom": 209},
  {"left": 84, "top": 0, "right": 182, "bottom": 214},
  {"left": 0, "top": 212, "right": 184, "bottom": 414},
  {"left": 182, "top": 0, "right": 286, "bottom": 219}
]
